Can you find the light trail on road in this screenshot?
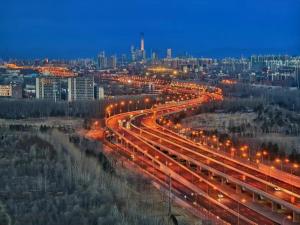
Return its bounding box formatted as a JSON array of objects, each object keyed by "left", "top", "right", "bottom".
[{"left": 103, "top": 75, "right": 299, "bottom": 225}]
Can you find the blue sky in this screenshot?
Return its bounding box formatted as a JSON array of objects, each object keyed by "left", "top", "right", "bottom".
[{"left": 1, "top": 0, "right": 300, "bottom": 59}]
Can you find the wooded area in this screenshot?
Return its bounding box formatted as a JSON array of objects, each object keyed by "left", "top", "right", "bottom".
[
  {"left": 0, "top": 94, "right": 156, "bottom": 119},
  {"left": 168, "top": 84, "right": 300, "bottom": 162},
  {"left": 218, "top": 83, "right": 300, "bottom": 112},
  {"left": 0, "top": 128, "right": 188, "bottom": 225}
]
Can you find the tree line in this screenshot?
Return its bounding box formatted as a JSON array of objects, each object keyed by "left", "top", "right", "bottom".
[{"left": 0, "top": 94, "right": 156, "bottom": 119}]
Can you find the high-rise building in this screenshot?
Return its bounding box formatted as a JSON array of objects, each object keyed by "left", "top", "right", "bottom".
[
  {"left": 167, "top": 48, "right": 172, "bottom": 59},
  {"left": 121, "top": 54, "right": 127, "bottom": 66},
  {"left": 140, "top": 32, "right": 146, "bottom": 60},
  {"left": 131, "top": 45, "right": 136, "bottom": 62},
  {"left": 151, "top": 51, "right": 157, "bottom": 60},
  {"left": 36, "top": 77, "right": 62, "bottom": 101},
  {"left": 140, "top": 32, "right": 145, "bottom": 52},
  {"left": 108, "top": 55, "right": 117, "bottom": 69},
  {"left": 130, "top": 33, "right": 147, "bottom": 62},
  {"left": 97, "top": 51, "right": 107, "bottom": 69},
  {"left": 68, "top": 76, "right": 94, "bottom": 102},
  {"left": 296, "top": 63, "right": 300, "bottom": 89}
]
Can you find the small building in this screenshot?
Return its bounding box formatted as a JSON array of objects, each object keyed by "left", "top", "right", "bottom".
[
  {"left": 0, "top": 85, "right": 12, "bottom": 97},
  {"left": 0, "top": 84, "right": 22, "bottom": 98}
]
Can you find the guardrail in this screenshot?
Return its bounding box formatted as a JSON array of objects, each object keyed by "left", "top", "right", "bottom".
[
  {"left": 106, "top": 111, "right": 257, "bottom": 225},
  {"left": 129, "top": 109, "right": 300, "bottom": 218}
]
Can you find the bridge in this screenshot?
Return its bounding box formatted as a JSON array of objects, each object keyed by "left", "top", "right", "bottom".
[{"left": 104, "top": 76, "right": 300, "bottom": 225}]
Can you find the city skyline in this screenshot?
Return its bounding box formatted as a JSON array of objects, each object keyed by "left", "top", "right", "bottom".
[
  {"left": 1, "top": 0, "right": 300, "bottom": 59},
  {"left": 2, "top": 1, "right": 300, "bottom": 225}
]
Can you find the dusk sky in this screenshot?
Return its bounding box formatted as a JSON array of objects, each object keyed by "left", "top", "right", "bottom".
[{"left": 1, "top": 0, "right": 300, "bottom": 59}]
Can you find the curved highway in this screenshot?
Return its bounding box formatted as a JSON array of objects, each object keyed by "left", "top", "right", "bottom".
[{"left": 105, "top": 76, "right": 299, "bottom": 225}]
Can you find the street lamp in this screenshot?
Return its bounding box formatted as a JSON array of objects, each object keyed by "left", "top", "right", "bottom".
[
  {"left": 290, "top": 163, "right": 299, "bottom": 193},
  {"left": 144, "top": 98, "right": 150, "bottom": 109},
  {"left": 275, "top": 158, "right": 283, "bottom": 170},
  {"left": 284, "top": 158, "right": 289, "bottom": 163},
  {"left": 282, "top": 158, "right": 290, "bottom": 172},
  {"left": 282, "top": 215, "right": 292, "bottom": 225},
  {"left": 128, "top": 100, "right": 133, "bottom": 111},
  {"left": 238, "top": 198, "right": 246, "bottom": 225},
  {"left": 230, "top": 148, "right": 235, "bottom": 158},
  {"left": 106, "top": 107, "right": 111, "bottom": 118},
  {"left": 262, "top": 150, "right": 268, "bottom": 164},
  {"left": 114, "top": 103, "right": 118, "bottom": 114},
  {"left": 293, "top": 163, "right": 299, "bottom": 172}
]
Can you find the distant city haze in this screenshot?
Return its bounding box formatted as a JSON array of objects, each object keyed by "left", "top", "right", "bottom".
[{"left": 1, "top": 0, "right": 300, "bottom": 59}]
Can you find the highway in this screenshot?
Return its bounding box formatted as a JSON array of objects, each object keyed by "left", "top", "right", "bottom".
[
  {"left": 137, "top": 116, "right": 300, "bottom": 205},
  {"left": 104, "top": 76, "right": 300, "bottom": 225}
]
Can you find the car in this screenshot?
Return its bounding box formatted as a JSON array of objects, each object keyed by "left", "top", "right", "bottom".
[
  {"left": 190, "top": 163, "right": 197, "bottom": 170},
  {"left": 179, "top": 159, "right": 187, "bottom": 164},
  {"left": 162, "top": 150, "right": 168, "bottom": 154},
  {"left": 217, "top": 194, "right": 224, "bottom": 199},
  {"left": 170, "top": 154, "right": 177, "bottom": 159},
  {"left": 274, "top": 187, "right": 281, "bottom": 191}
]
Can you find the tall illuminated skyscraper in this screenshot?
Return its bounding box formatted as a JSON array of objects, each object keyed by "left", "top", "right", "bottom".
[
  {"left": 140, "top": 32, "right": 146, "bottom": 60},
  {"left": 140, "top": 32, "right": 145, "bottom": 51}
]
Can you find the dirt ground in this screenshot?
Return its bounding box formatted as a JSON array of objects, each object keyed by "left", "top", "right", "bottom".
[{"left": 182, "top": 112, "right": 256, "bottom": 132}]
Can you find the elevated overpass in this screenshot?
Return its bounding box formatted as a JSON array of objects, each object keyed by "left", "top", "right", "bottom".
[{"left": 104, "top": 76, "right": 300, "bottom": 225}]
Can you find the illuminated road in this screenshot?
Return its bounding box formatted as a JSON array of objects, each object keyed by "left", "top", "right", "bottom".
[
  {"left": 5, "top": 63, "right": 74, "bottom": 77},
  {"left": 104, "top": 76, "right": 300, "bottom": 225},
  {"left": 137, "top": 117, "right": 300, "bottom": 206}
]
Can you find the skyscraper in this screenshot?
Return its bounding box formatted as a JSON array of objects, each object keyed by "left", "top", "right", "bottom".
[
  {"left": 140, "top": 32, "right": 145, "bottom": 51},
  {"left": 130, "top": 33, "right": 147, "bottom": 62},
  {"left": 151, "top": 51, "right": 157, "bottom": 61},
  {"left": 131, "top": 45, "right": 136, "bottom": 62},
  {"left": 97, "top": 51, "right": 107, "bottom": 69},
  {"left": 167, "top": 48, "right": 172, "bottom": 59},
  {"left": 140, "top": 32, "right": 146, "bottom": 60},
  {"left": 121, "top": 54, "right": 127, "bottom": 66},
  {"left": 108, "top": 55, "right": 117, "bottom": 69}
]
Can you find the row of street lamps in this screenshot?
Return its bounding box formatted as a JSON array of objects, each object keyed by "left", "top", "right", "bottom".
[
  {"left": 165, "top": 124, "right": 300, "bottom": 176},
  {"left": 105, "top": 98, "right": 151, "bottom": 117}
]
